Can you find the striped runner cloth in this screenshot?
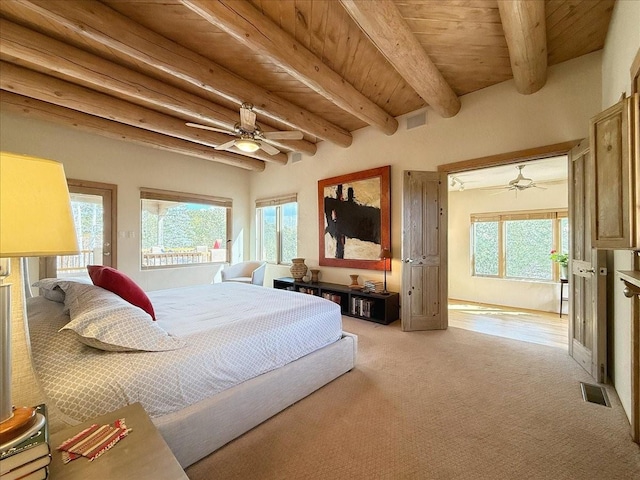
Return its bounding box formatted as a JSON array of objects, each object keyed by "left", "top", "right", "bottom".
[{"left": 56, "top": 418, "right": 131, "bottom": 463}]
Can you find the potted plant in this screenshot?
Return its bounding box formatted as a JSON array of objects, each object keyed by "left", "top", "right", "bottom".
[{"left": 549, "top": 250, "right": 569, "bottom": 279}]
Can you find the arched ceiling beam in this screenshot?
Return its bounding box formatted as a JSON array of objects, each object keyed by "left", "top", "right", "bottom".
[
  {"left": 181, "top": 0, "right": 398, "bottom": 135},
  {"left": 339, "top": 0, "right": 461, "bottom": 118}
]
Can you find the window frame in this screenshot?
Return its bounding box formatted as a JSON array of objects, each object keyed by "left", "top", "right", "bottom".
[
  {"left": 140, "top": 188, "right": 232, "bottom": 270},
  {"left": 471, "top": 209, "right": 568, "bottom": 282},
  {"left": 255, "top": 194, "right": 298, "bottom": 265}
]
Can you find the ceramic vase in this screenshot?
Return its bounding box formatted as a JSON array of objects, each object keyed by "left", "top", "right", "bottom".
[
  {"left": 290, "top": 258, "right": 308, "bottom": 281},
  {"left": 349, "top": 274, "right": 359, "bottom": 288},
  {"left": 560, "top": 264, "right": 568, "bottom": 280}
]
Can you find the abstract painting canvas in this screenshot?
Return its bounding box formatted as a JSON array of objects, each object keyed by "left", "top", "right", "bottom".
[{"left": 318, "top": 166, "right": 390, "bottom": 270}]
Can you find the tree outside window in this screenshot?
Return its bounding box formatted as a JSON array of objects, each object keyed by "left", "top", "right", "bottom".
[
  {"left": 472, "top": 210, "right": 568, "bottom": 281},
  {"left": 256, "top": 196, "right": 297, "bottom": 265}
]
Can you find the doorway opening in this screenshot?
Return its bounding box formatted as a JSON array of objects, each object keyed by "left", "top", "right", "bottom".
[{"left": 444, "top": 155, "right": 569, "bottom": 349}]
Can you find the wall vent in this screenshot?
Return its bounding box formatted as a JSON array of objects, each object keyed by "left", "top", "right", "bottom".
[
  {"left": 580, "top": 382, "right": 611, "bottom": 407},
  {"left": 289, "top": 152, "right": 303, "bottom": 164},
  {"left": 406, "top": 111, "right": 427, "bottom": 130}
]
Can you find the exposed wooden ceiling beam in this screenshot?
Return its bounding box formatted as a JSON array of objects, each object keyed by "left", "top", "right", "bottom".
[
  {"left": 9, "top": 0, "right": 352, "bottom": 148},
  {"left": 339, "top": 0, "right": 460, "bottom": 118},
  {"left": 0, "top": 61, "right": 286, "bottom": 164},
  {"left": 0, "top": 19, "right": 316, "bottom": 157},
  {"left": 181, "top": 0, "right": 398, "bottom": 136},
  {"left": 497, "top": 0, "right": 548, "bottom": 94},
  {"left": 0, "top": 92, "right": 264, "bottom": 172}
]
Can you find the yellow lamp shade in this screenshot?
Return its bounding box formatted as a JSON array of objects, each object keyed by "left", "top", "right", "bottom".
[{"left": 0, "top": 152, "right": 79, "bottom": 257}]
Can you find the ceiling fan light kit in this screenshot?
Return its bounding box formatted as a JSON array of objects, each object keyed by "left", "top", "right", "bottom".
[
  {"left": 187, "top": 103, "right": 303, "bottom": 156},
  {"left": 235, "top": 138, "right": 261, "bottom": 153}
]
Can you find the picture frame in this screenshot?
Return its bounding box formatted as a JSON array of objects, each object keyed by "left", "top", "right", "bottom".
[{"left": 318, "top": 165, "right": 391, "bottom": 270}]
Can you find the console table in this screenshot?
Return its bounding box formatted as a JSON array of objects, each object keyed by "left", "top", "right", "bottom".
[{"left": 274, "top": 277, "right": 399, "bottom": 325}]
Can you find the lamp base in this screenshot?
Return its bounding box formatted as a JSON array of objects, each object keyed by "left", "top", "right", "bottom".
[{"left": 0, "top": 406, "right": 42, "bottom": 451}]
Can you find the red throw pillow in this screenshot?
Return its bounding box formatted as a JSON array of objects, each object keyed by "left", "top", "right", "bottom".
[{"left": 87, "top": 265, "right": 156, "bottom": 320}]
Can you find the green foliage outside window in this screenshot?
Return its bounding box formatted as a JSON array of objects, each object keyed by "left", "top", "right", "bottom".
[
  {"left": 472, "top": 212, "right": 567, "bottom": 281},
  {"left": 505, "top": 219, "right": 553, "bottom": 279},
  {"left": 141, "top": 200, "right": 228, "bottom": 268},
  {"left": 257, "top": 202, "right": 297, "bottom": 264},
  {"left": 473, "top": 222, "right": 499, "bottom": 276}
]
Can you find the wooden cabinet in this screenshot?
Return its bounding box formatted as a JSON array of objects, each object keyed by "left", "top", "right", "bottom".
[
  {"left": 273, "top": 277, "right": 400, "bottom": 325},
  {"left": 589, "top": 93, "right": 639, "bottom": 249}
]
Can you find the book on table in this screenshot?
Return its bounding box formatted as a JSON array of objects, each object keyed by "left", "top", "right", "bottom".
[
  {"left": 0, "top": 404, "right": 50, "bottom": 479},
  {"left": 10, "top": 467, "right": 47, "bottom": 480},
  {"left": 0, "top": 456, "right": 50, "bottom": 480}
]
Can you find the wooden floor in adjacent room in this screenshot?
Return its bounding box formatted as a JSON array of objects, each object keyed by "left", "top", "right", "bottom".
[{"left": 448, "top": 300, "right": 568, "bottom": 349}]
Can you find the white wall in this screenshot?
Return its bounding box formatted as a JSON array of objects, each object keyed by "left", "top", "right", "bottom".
[
  {"left": 601, "top": 0, "right": 640, "bottom": 423},
  {"left": 0, "top": 113, "right": 252, "bottom": 291},
  {"left": 448, "top": 180, "right": 568, "bottom": 313},
  {"left": 253, "top": 51, "right": 602, "bottom": 292}
]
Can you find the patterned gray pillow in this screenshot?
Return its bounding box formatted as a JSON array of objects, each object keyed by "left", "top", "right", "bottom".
[
  {"left": 32, "top": 277, "right": 93, "bottom": 305},
  {"left": 59, "top": 283, "right": 185, "bottom": 352}
]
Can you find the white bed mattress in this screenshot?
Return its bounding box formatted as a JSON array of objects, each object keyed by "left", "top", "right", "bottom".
[{"left": 26, "top": 282, "right": 342, "bottom": 423}]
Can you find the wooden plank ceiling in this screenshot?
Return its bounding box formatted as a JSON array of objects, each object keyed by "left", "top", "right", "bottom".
[{"left": 0, "top": 0, "right": 615, "bottom": 171}]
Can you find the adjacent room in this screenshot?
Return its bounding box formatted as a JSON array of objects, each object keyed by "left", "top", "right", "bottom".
[{"left": 0, "top": 1, "right": 638, "bottom": 479}]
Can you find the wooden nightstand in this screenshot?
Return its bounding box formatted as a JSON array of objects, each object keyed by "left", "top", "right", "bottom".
[{"left": 49, "top": 403, "right": 187, "bottom": 480}]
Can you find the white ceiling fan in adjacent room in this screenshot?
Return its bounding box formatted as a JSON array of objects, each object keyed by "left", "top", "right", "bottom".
[
  {"left": 493, "top": 165, "right": 547, "bottom": 193},
  {"left": 186, "top": 103, "right": 303, "bottom": 155}
]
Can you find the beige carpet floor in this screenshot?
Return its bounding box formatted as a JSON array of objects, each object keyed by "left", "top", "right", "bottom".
[{"left": 186, "top": 317, "right": 640, "bottom": 479}]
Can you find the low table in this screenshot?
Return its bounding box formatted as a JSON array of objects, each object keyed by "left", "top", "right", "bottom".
[{"left": 49, "top": 403, "right": 187, "bottom": 480}]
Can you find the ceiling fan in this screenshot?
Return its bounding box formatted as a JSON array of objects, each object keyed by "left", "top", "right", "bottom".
[
  {"left": 186, "top": 103, "right": 303, "bottom": 155},
  {"left": 496, "top": 165, "right": 547, "bottom": 192}
]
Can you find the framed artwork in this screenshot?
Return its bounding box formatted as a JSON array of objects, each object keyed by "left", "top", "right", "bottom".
[{"left": 318, "top": 165, "right": 390, "bottom": 270}]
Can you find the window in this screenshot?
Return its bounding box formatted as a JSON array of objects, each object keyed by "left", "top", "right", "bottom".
[
  {"left": 256, "top": 194, "right": 297, "bottom": 264},
  {"left": 140, "top": 188, "right": 231, "bottom": 268},
  {"left": 471, "top": 210, "right": 568, "bottom": 281}
]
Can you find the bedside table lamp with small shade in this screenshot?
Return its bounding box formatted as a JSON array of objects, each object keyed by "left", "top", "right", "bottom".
[
  {"left": 0, "top": 152, "right": 78, "bottom": 450},
  {"left": 379, "top": 248, "right": 392, "bottom": 295}
]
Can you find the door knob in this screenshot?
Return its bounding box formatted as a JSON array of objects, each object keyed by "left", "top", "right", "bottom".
[
  {"left": 404, "top": 258, "right": 413, "bottom": 263},
  {"left": 104, "top": 252, "right": 111, "bottom": 256}
]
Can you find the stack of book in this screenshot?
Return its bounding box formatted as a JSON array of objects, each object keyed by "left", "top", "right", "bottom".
[
  {"left": 0, "top": 404, "right": 50, "bottom": 480},
  {"left": 363, "top": 280, "right": 383, "bottom": 293}
]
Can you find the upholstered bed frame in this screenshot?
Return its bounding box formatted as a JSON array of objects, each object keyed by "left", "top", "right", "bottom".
[{"left": 157, "top": 331, "right": 357, "bottom": 467}]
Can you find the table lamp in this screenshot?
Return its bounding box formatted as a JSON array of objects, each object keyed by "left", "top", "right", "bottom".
[
  {"left": 0, "top": 152, "right": 78, "bottom": 450},
  {"left": 379, "top": 248, "right": 392, "bottom": 295}
]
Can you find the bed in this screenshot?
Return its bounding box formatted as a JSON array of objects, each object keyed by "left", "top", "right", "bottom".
[{"left": 26, "top": 279, "right": 357, "bottom": 467}]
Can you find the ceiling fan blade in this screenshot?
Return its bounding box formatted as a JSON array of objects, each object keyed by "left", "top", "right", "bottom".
[
  {"left": 214, "top": 139, "right": 237, "bottom": 150},
  {"left": 262, "top": 130, "right": 304, "bottom": 140},
  {"left": 186, "top": 122, "right": 234, "bottom": 135},
  {"left": 258, "top": 141, "right": 280, "bottom": 155},
  {"left": 239, "top": 104, "right": 257, "bottom": 132}
]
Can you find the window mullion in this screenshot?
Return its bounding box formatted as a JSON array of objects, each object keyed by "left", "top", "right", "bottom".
[{"left": 276, "top": 205, "right": 282, "bottom": 264}]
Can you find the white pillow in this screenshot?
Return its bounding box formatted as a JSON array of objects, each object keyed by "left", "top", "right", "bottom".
[
  {"left": 32, "top": 277, "right": 92, "bottom": 304},
  {"left": 59, "top": 283, "right": 185, "bottom": 352}
]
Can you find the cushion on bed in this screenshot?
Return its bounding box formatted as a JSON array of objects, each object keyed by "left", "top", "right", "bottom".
[
  {"left": 60, "top": 283, "right": 185, "bottom": 352},
  {"left": 32, "top": 277, "right": 92, "bottom": 304},
  {"left": 87, "top": 265, "right": 156, "bottom": 320}
]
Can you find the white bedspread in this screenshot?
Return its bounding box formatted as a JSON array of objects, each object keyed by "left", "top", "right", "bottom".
[{"left": 26, "top": 282, "right": 342, "bottom": 422}]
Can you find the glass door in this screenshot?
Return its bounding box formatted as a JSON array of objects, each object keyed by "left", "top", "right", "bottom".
[{"left": 41, "top": 180, "right": 117, "bottom": 279}]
